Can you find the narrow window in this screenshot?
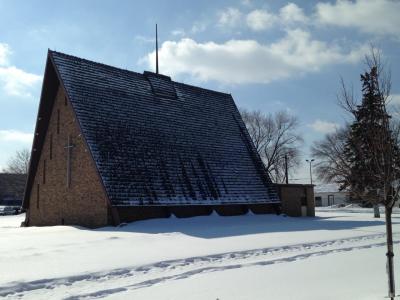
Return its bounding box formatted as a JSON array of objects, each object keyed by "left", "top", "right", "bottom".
[
  {"left": 57, "top": 109, "right": 60, "bottom": 134},
  {"left": 43, "top": 160, "right": 46, "bottom": 184},
  {"left": 36, "top": 184, "right": 40, "bottom": 209},
  {"left": 64, "top": 96, "right": 68, "bottom": 106},
  {"left": 49, "top": 134, "right": 53, "bottom": 160},
  {"left": 65, "top": 135, "right": 74, "bottom": 188}
]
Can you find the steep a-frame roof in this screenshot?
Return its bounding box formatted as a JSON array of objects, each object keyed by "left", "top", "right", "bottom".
[{"left": 24, "top": 50, "right": 279, "bottom": 207}]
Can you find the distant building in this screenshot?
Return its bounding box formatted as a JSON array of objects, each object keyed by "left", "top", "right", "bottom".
[
  {"left": 314, "top": 184, "right": 349, "bottom": 207},
  {"left": 276, "top": 184, "right": 315, "bottom": 217},
  {"left": 0, "top": 173, "right": 26, "bottom": 207}
]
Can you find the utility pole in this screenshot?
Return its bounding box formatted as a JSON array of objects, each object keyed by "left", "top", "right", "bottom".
[
  {"left": 306, "top": 159, "right": 314, "bottom": 185},
  {"left": 284, "top": 154, "right": 289, "bottom": 184}
]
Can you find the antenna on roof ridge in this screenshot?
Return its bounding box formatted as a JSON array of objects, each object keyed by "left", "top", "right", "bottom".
[{"left": 156, "top": 23, "right": 159, "bottom": 74}]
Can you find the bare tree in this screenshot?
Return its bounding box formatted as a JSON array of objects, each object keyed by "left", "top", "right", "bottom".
[
  {"left": 311, "top": 127, "right": 351, "bottom": 187},
  {"left": 240, "top": 109, "right": 303, "bottom": 183},
  {"left": 3, "top": 148, "right": 31, "bottom": 174}
]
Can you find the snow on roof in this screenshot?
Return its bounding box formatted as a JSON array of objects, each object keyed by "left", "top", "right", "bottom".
[{"left": 24, "top": 50, "right": 280, "bottom": 208}]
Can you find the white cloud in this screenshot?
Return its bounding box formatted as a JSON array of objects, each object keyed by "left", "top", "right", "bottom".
[
  {"left": 216, "top": 4, "right": 306, "bottom": 32},
  {"left": 171, "top": 29, "right": 185, "bottom": 37},
  {"left": 279, "top": 3, "right": 308, "bottom": 25},
  {"left": 218, "top": 7, "right": 242, "bottom": 27},
  {"left": 0, "top": 43, "right": 11, "bottom": 66},
  {"left": 0, "top": 66, "right": 42, "bottom": 97},
  {"left": 214, "top": 1, "right": 400, "bottom": 38},
  {"left": 134, "top": 35, "right": 155, "bottom": 44},
  {"left": 246, "top": 9, "right": 276, "bottom": 31},
  {"left": 309, "top": 120, "right": 339, "bottom": 134},
  {"left": 241, "top": 0, "right": 252, "bottom": 7},
  {"left": 142, "top": 30, "right": 366, "bottom": 84},
  {"left": 0, "top": 43, "right": 42, "bottom": 97},
  {"left": 316, "top": 0, "right": 400, "bottom": 39},
  {"left": 191, "top": 21, "right": 208, "bottom": 33},
  {"left": 0, "top": 130, "right": 33, "bottom": 143}
]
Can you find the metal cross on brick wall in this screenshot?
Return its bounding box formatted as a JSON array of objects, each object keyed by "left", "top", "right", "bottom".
[{"left": 64, "top": 135, "right": 75, "bottom": 188}]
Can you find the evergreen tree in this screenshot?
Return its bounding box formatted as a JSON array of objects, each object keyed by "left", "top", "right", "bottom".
[
  {"left": 343, "top": 64, "right": 400, "bottom": 300},
  {"left": 313, "top": 47, "right": 399, "bottom": 299},
  {"left": 344, "top": 66, "right": 400, "bottom": 204}
]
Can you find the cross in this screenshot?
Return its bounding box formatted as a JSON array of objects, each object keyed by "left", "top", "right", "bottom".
[{"left": 64, "top": 135, "right": 75, "bottom": 188}]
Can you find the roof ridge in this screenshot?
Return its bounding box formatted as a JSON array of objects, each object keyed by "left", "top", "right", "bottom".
[
  {"left": 49, "top": 49, "right": 143, "bottom": 78},
  {"left": 174, "top": 81, "right": 231, "bottom": 96},
  {"left": 49, "top": 50, "right": 231, "bottom": 97}
]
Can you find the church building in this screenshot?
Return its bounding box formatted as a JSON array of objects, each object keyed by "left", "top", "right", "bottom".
[{"left": 23, "top": 50, "right": 281, "bottom": 227}]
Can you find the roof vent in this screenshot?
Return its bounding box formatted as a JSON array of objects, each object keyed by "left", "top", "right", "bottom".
[{"left": 144, "top": 71, "right": 177, "bottom": 99}]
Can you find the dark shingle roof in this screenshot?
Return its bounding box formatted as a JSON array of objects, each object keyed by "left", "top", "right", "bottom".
[{"left": 46, "top": 51, "right": 279, "bottom": 206}]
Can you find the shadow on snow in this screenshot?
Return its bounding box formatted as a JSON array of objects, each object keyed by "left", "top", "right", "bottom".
[{"left": 91, "top": 212, "right": 396, "bottom": 239}]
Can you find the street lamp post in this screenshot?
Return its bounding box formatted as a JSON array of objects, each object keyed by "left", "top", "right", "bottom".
[{"left": 306, "top": 159, "right": 315, "bottom": 185}]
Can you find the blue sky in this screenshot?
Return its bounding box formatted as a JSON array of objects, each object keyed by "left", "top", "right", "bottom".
[{"left": 0, "top": 0, "right": 399, "bottom": 182}]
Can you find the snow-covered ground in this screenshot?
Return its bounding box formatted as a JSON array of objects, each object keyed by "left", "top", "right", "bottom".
[{"left": 0, "top": 208, "right": 399, "bottom": 299}]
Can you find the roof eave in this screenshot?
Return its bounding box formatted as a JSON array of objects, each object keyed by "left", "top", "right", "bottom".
[{"left": 23, "top": 50, "right": 57, "bottom": 209}]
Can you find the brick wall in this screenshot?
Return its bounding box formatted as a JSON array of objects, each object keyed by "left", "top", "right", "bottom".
[{"left": 26, "top": 86, "right": 109, "bottom": 228}]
